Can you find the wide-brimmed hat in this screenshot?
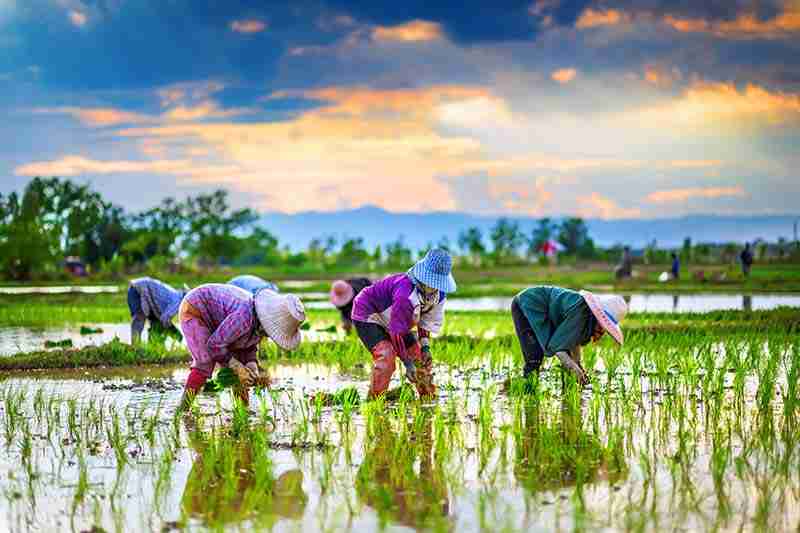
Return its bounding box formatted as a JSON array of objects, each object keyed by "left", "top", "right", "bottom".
[
  {"left": 254, "top": 290, "right": 305, "bottom": 350},
  {"left": 579, "top": 290, "right": 627, "bottom": 345},
  {"left": 329, "top": 280, "right": 354, "bottom": 308},
  {"left": 407, "top": 249, "right": 457, "bottom": 294}
]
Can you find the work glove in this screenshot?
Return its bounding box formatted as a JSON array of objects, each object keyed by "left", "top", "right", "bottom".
[
  {"left": 555, "top": 350, "right": 589, "bottom": 386},
  {"left": 228, "top": 358, "right": 256, "bottom": 387}
]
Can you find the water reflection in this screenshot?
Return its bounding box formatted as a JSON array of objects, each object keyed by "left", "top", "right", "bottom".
[
  {"left": 356, "top": 412, "right": 451, "bottom": 531},
  {"left": 513, "top": 397, "right": 626, "bottom": 494},
  {"left": 743, "top": 294, "right": 752, "bottom": 312},
  {"left": 181, "top": 423, "right": 307, "bottom": 528}
]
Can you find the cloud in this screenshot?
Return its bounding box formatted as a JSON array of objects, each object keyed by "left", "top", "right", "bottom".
[
  {"left": 229, "top": 19, "right": 267, "bottom": 34},
  {"left": 577, "top": 192, "right": 641, "bottom": 219},
  {"left": 642, "top": 64, "right": 682, "bottom": 88},
  {"left": 32, "top": 106, "right": 153, "bottom": 127},
  {"left": 646, "top": 186, "right": 746, "bottom": 204},
  {"left": 551, "top": 68, "right": 577, "bottom": 84},
  {"left": 32, "top": 97, "right": 249, "bottom": 128},
  {"left": 576, "top": 8, "right": 628, "bottom": 28},
  {"left": 628, "top": 82, "right": 800, "bottom": 129},
  {"left": 14, "top": 156, "right": 192, "bottom": 177},
  {"left": 436, "top": 172, "right": 554, "bottom": 215},
  {"left": 371, "top": 19, "right": 443, "bottom": 42},
  {"left": 68, "top": 10, "right": 86, "bottom": 27},
  {"left": 662, "top": 6, "right": 800, "bottom": 40}
]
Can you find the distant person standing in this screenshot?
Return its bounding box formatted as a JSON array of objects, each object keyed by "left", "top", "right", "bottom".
[
  {"left": 330, "top": 278, "right": 372, "bottom": 333},
  {"left": 740, "top": 243, "right": 754, "bottom": 278},
  {"left": 671, "top": 252, "right": 680, "bottom": 280},
  {"left": 614, "top": 246, "right": 633, "bottom": 280}
]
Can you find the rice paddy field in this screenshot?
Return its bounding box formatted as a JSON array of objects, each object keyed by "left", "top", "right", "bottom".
[{"left": 1, "top": 283, "right": 799, "bottom": 532}]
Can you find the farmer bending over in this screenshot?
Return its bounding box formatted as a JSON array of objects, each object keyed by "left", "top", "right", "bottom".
[
  {"left": 228, "top": 274, "right": 279, "bottom": 295},
  {"left": 128, "top": 277, "right": 186, "bottom": 344},
  {"left": 329, "top": 277, "right": 372, "bottom": 333},
  {"left": 178, "top": 284, "right": 305, "bottom": 411},
  {"left": 511, "top": 286, "right": 627, "bottom": 385},
  {"left": 351, "top": 249, "right": 456, "bottom": 400}
]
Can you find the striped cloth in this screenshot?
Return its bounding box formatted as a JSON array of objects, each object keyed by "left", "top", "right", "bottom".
[
  {"left": 129, "top": 277, "right": 184, "bottom": 327},
  {"left": 180, "top": 284, "right": 263, "bottom": 374},
  {"left": 227, "top": 275, "right": 279, "bottom": 295}
]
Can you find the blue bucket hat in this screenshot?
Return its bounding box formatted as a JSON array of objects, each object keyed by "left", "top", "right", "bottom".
[{"left": 407, "top": 249, "right": 457, "bottom": 294}]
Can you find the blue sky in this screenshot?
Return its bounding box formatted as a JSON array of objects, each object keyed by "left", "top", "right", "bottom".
[{"left": 2, "top": 0, "right": 799, "bottom": 217}]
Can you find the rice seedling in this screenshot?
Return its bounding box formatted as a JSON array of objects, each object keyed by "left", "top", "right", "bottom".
[{"left": 0, "top": 307, "right": 799, "bottom": 531}]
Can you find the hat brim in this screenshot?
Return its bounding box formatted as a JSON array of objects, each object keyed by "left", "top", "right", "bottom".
[
  {"left": 580, "top": 290, "right": 624, "bottom": 346},
  {"left": 255, "top": 291, "right": 304, "bottom": 351},
  {"left": 267, "top": 328, "right": 301, "bottom": 351},
  {"left": 330, "top": 283, "right": 354, "bottom": 308},
  {"left": 408, "top": 266, "right": 457, "bottom": 293}
]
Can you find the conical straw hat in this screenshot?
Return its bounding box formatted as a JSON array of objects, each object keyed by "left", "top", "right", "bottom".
[{"left": 254, "top": 290, "right": 305, "bottom": 351}]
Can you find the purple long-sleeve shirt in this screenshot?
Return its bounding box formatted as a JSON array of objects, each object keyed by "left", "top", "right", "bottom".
[
  {"left": 351, "top": 273, "right": 446, "bottom": 336},
  {"left": 182, "top": 284, "right": 262, "bottom": 364}
]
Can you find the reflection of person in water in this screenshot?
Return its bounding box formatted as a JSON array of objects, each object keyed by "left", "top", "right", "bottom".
[
  {"left": 513, "top": 398, "right": 627, "bottom": 494},
  {"left": 356, "top": 413, "right": 451, "bottom": 531},
  {"left": 181, "top": 425, "right": 307, "bottom": 528}
]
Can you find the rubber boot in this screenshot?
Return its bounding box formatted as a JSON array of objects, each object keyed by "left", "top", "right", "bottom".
[{"left": 368, "top": 340, "right": 397, "bottom": 399}]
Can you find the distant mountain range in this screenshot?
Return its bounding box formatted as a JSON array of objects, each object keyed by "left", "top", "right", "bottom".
[{"left": 260, "top": 206, "right": 799, "bottom": 251}]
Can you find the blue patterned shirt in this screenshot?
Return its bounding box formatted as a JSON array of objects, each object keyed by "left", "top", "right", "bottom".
[
  {"left": 227, "top": 275, "right": 279, "bottom": 295},
  {"left": 130, "top": 277, "right": 185, "bottom": 327}
]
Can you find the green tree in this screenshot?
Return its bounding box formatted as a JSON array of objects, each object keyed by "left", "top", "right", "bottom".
[
  {"left": 527, "top": 218, "right": 555, "bottom": 258},
  {"left": 490, "top": 218, "right": 524, "bottom": 264},
  {"left": 0, "top": 185, "right": 60, "bottom": 279},
  {"left": 183, "top": 190, "right": 257, "bottom": 265},
  {"left": 557, "top": 218, "right": 595, "bottom": 258},
  {"left": 457, "top": 227, "right": 485, "bottom": 264},
  {"left": 384, "top": 236, "right": 413, "bottom": 268},
  {"left": 336, "top": 237, "right": 369, "bottom": 268}
]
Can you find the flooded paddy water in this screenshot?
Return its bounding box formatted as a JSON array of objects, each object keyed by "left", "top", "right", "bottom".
[{"left": 1, "top": 327, "right": 799, "bottom": 532}]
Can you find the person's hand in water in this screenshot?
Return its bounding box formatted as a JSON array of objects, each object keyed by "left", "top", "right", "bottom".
[
  {"left": 229, "top": 359, "right": 256, "bottom": 387},
  {"left": 555, "top": 351, "right": 590, "bottom": 386}
]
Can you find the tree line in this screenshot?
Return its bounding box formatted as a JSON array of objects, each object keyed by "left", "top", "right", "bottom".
[
  {"left": 0, "top": 178, "right": 600, "bottom": 279},
  {"left": 7, "top": 177, "right": 791, "bottom": 281}
]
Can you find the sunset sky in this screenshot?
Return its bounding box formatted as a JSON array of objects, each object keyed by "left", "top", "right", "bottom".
[{"left": 2, "top": 0, "right": 799, "bottom": 218}]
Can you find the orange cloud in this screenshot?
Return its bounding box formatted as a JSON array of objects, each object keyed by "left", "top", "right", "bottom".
[
  {"left": 576, "top": 9, "right": 628, "bottom": 28},
  {"left": 68, "top": 10, "right": 87, "bottom": 27},
  {"left": 663, "top": 6, "right": 800, "bottom": 39},
  {"left": 32, "top": 107, "right": 152, "bottom": 127},
  {"left": 114, "top": 85, "right": 505, "bottom": 211},
  {"left": 646, "top": 186, "right": 746, "bottom": 204},
  {"left": 230, "top": 20, "right": 266, "bottom": 34},
  {"left": 33, "top": 99, "right": 248, "bottom": 127},
  {"left": 551, "top": 68, "right": 577, "bottom": 84},
  {"left": 643, "top": 65, "right": 682, "bottom": 88},
  {"left": 371, "top": 20, "right": 443, "bottom": 42},
  {"left": 162, "top": 101, "right": 247, "bottom": 121},
  {"left": 14, "top": 156, "right": 200, "bottom": 177},
  {"left": 577, "top": 193, "right": 641, "bottom": 219},
  {"left": 629, "top": 82, "right": 800, "bottom": 129}
]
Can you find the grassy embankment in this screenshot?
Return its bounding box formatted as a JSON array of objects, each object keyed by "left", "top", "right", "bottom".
[{"left": 2, "top": 263, "right": 800, "bottom": 293}]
